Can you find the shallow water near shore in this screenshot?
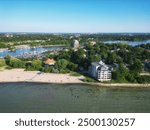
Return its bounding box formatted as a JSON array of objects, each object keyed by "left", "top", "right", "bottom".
[{"left": 0, "top": 82, "right": 150, "bottom": 113}]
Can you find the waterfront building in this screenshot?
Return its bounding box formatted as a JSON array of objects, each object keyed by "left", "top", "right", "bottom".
[{"left": 89, "top": 61, "right": 111, "bottom": 81}]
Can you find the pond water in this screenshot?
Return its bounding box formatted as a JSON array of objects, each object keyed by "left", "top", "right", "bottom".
[{"left": 0, "top": 83, "right": 150, "bottom": 113}]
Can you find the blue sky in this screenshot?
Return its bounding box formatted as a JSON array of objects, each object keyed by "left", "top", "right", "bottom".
[{"left": 0, "top": 0, "right": 150, "bottom": 33}]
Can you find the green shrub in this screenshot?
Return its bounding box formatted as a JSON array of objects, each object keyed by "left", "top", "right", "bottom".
[
  {"left": 83, "top": 76, "right": 97, "bottom": 82},
  {"left": 9, "top": 58, "right": 25, "bottom": 68},
  {"left": 137, "top": 76, "right": 150, "bottom": 83},
  {"left": 25, "top": 59, "right": 42, "bottom": 71},
  {"left": 0, "top": 58, "right": 6, "bottom": 67}
]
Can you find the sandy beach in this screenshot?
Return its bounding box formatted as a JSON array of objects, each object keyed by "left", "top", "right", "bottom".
[
  {"left": 0, "top": 69, "right": 150, "bottom": 87},
  {"left": 0, "top": 69, "right": 84, "bottom": 83}
]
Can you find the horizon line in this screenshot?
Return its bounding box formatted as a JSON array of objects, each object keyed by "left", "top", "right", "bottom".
[{"left": 0, "top": 32, "right": 150, "bottom": 34}]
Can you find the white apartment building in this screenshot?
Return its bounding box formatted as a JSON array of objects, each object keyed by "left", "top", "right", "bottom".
[{"left": 89, "top": 61, "right": 111, "bottom": 81}]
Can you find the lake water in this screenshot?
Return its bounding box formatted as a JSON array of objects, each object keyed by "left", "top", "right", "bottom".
[
  {"left": 0, "top": 46, "right": 64, "bottom": 58},
  {"left": 0, "top": 82, "right": 150, "bottom": 113},
  {"left": 104, "top": 40, "right": 150, "bottom": 46}
]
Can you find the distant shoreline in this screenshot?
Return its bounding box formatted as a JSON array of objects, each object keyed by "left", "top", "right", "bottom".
[
  {"left": 0, "top": 44, "right": 66, "bottom": 51},
  {"left": 0, "top": 69, "right": 149, "bottom": 88}
]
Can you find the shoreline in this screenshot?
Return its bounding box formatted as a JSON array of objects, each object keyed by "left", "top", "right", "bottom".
[
  {"left": 0, "top": 81, "right": 150, "bottom": 88},
  {"left": 0, "top": 69, "right": 150, "bottom": 88}
]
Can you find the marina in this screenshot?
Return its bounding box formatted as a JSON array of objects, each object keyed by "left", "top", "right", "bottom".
[{"left": 0, "top": 46, "right": 65, "bottom": 58}]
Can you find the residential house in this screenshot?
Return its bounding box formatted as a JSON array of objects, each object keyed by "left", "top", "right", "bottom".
[{"left": 44, "top": 58, "right": 56, "bottom": 67}]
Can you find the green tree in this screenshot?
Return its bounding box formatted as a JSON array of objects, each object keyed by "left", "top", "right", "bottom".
[
  {"left": 107, "top": 52, "right": 117, "bottom": 64},
  {"left": 130, "top": 59, "right": 143, "bottom": 73},
  {"left": 26, "top": 59, "right": 42, "bottom": 70},
  {"left": 126, "top": 73, "right": 137, "bottom": 83},
  {"left": 55, "top": 59, "right": 69, "bottom": 73},
  {"left": 4, "top": 55, "right": 11, "bottom": 65},
  {"left": 9, "top": 57, "right": 25, "bottom": 68},
  {"left": 71, "top": 49, "right": 86, "bottom": 65},
  {"left": 0, "top": 43, "right": 7, "bottom": 48},
  {"left": 31, "top": 59, "right": 42, "bottom": 70},
  {"left": 56, "top": 50, "right": 72, "bottom": 61},
  {"left": 112, "top": 64, "right": 129, "bottom": 82},
  {"left": 67, "top": 62, "right": 78, "bottom": 71}
]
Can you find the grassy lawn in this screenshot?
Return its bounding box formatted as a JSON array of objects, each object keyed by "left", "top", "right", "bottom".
[
  {"left": 69, "top": 72, "right": 82, "bottom": 77},
  {"left": 0, "top": 66, "right": 12, "bottom": 71}
]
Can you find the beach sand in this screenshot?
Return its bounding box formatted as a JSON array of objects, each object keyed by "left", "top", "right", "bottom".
[
  {"left": 0, "top": 69, "right": 150, "bottom": 87},
  {"left": 0, "top": 69, "right": 84, "bottom": 83}
]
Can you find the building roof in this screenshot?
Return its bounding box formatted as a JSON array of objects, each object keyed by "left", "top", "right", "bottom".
[
  {"left": 92, "top": 61, "right": 110, "bottom": 70},
  {"left": 92, "top": 61, "right": 105, "bottom": 66},
  {"left": 44, "top": 58, "right": 56, "bottom": 65},
  {"left": 92, "top": 62, "right": 100, "bottom": 66}
]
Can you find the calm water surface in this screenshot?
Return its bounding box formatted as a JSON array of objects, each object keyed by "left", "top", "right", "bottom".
[
  {"left": 0, "top": 46, "right": 64, "bottom": 58},
  {"left": 104, "top": 40, "right": 150, "bottom": 46},
  {"left": 0, "top": 83, "right": 150, "bottom": 113}
]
